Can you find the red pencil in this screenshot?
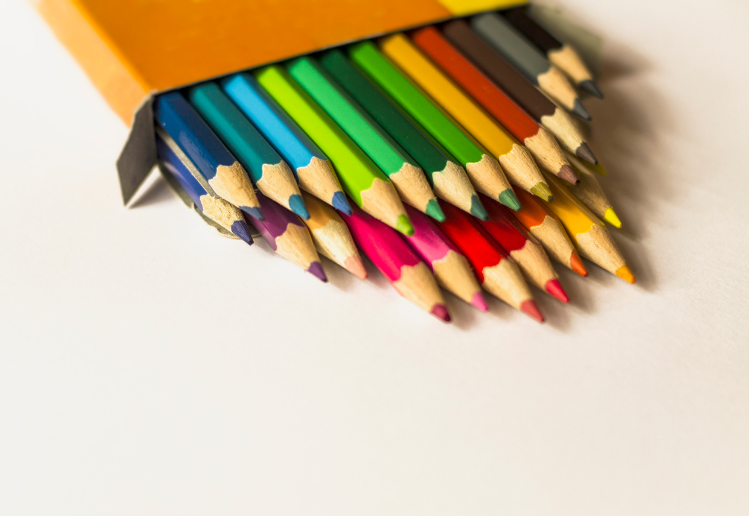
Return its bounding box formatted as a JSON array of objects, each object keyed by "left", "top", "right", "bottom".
[
  {"left": 436, "top": 201, "right": 543, "bottom": 322},
  {"left": 477, "top": 194, "right": 568, "bottom": 303}
]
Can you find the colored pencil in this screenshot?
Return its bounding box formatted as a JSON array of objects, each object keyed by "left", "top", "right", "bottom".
[
  {"left": 543, "top": 174, "right": 635, "bottom": 283},
  {"left": 185, "top": 82, "right": 309, "bottom": 219},
  {"left": 580, "top": 158, "right": 607, "bottom": 177},
  {"left": 380, "top": 33, "right": 552, "bottom": 202},
  {"left": 153, "top": 92, "right": 263, "bottom": 219},
  {"left": 300, "top": 191, "right": 367, "bottom": 280},
  {"left": 248, "top": 191, "right": 328, "bottom": 282},
  {"left": 410, "top": 26, "right": 578, "bottom": 185},
  {"left": 436, "top": 201, "right": 543, "bottom": 322},
  {"left": 502, "top": 7, "right": 603, "bottom": 98},
  {"left": 348, "top": 41, "right": 521, "bottom": 212},
  {"left": 511, "top": 185, "right": 587, "bottom": 277},
  {"left": 287, "top": 56, "right": 443, "bottom": 221},
  {"left": 319, "top": 49, "right": 488, "bottom": 220},
  {"left": 341, "top": 205, "right": 450, "bottom": 322},
  {"left": 156, "top": 130, "right": 254, "bottom": 245},
  {"left": 402, "top": 205, "right": 488, "bottom": 311},
  {"left": 254, "top": 65, "right": 414, "bottom": 236},
  {"left": 221, "top": 73, "right": 351, "bottom": 214},
  {"left": 441, "top": 20, "right": 597, "bottom": 165},
  {"left": 477, "top": 194, "right": 568, "bottom": 303},
  {"left": 471, "top": 13, "right": 590, "bottom": 120},
  {"left": 566, "top": 155, "right": 621, "bottom": 228}
]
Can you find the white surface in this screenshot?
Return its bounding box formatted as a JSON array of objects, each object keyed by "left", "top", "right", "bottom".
[{"left": 1, "top": 1, "right": 748, "bottom": 514}]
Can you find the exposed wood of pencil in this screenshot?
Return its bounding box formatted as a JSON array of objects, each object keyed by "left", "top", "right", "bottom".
[
  {"left": 482, "top": 257, "right": 534, "bottom": 313},
  {"left": 392, "top": 262, "right": 447, "bottom": 316},
  {"left": 567, "top": 156, "right": 620, "bottom": 227},
  {"left": 432, "top": 250, "right": 484, "bottom": 308}
]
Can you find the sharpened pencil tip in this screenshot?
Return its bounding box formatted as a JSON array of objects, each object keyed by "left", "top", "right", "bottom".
[
  {"left": 344, "top": 256, "right": 368, "bottom": 280},
  {"left": 575, "top": 142, "right": 598, "bottom": 165},
  {"left": 579, "top": 79, "right": 604, "bottom": 99},
  {"left": 558, "top": 164, "right": 579, "bottom": 185},
  {"left": 425, "top": 198, "right": 446, "bottom": 222},
  {"left": 570, "top": 252, "right": 588, "bottom": 277},
  {"left": 470, "top": 292, "right": 489, "bottom": 312},
  {"left": 571, "top": 98, "right": 592, "bottom": 121},
  {"left": 307, "top": 261, "right": 328, "bottom": 282},
  {"left": 396, "top": 214, "right": 415, "bottom": 236},
  {"left": 616, "top": 265, "right": 636, "bottom": 284},
  {"left": 530, "top": 182, "right": 553, "bottom": 202},
  {"left": 230, "top": 220, "right": 254, "bottom": 245},
  {"left": 520, "top": 300, "right": 545, "bottom": 323},
  {"left": 430, "top": 304, "right": 452, "bottom": 322},
  {"left": 332, "top": 191, "right": 353, "bottom": 215},
  {"left": 242, "top": 206, "right": 265, "bottom": 221},
  {"left": 603, "top": 208, "right": 622, "bottom": 228},
  {"left": 545, "top": 279, "right": 569, "bottom": 303},
  {"left": 469, "top": 195, "right": 489, "bottom": 221},
  {"left": 498, "top": 189, "right": 522, "bottom": 212},
  {"left": 288, "top": 194, "right": 310, "bottom": 220}
]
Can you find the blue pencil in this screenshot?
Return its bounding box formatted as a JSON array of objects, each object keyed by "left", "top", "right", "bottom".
[
  {"left": 154, "top": 92, "right": 264, "bottom": 220},
  {"left": 156, "top": 129, "right": 254, "bottom": 245},
  {"left": 221, "top": 73, "right": 352, "bottom": 215},
  {"left": 185, "top": 83, "right": 309, "bottom": 220}
]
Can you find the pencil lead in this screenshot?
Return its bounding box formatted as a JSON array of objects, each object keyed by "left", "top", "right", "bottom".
[
  {"left": 575, "top": 142, "right": 598, "bottom": 165},
  {"left": 430, "top": 303, "right": 452, "bottom": 322},
  {"left": 570, "top": 98, "right": 592, "bottom": 121},
  {"left": 615, "top": 265, "right": 636, "bottom": 284},
  {"left": 288, "top": 194, "right": 310, "bottom": 220},
  {"left": 230, "top": 220, "right": 254, "bottom": 245},
  {"left": 425, "top": 198, "right": 446, "bottom": 222},
  {"left": 307, "top": 261, "right": 328, "bottom": 282},
  {"left": 530, "top": 182, "right": 554, "bottom": 202},
  {"left": 242, "top": 206, "right": 265, "bottom": 221},
  {"left": 396, "top": 214, "right": 415, "bottom": 236},
  {"left": 603, "top": 208, "right": 622, "bottom": 228},
  {"left": 545, "top": 279, "right": 569, "bottom": 303},
  {"left": 570, "top": 252, "right": 588, "bottom": 277},
  {"left": 557, "top": 164, "right": 579, "bottom": 185},
  {"left": 470, "top": 195, "right": 489, "bottom": 221},
  {"left": 579, "top": 79, "right": 604, "bottom": 99},
  {"left": 470, "top": 292, "right": 489, "bottom": 312},
  {"left": 344, "top": 256, "right": 368, "bottom": 280},
  {"left": 331, "top": 191, "right": 353, "bottom": 216},
  {"left": 520, "top": 300, "right": 545, "bottom": 323},
  {"left": 498, "top": 189, "right": 522, "bottom": 211}
]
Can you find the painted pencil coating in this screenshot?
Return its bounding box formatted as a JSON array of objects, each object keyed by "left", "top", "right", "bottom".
[
  {"left": 221, "top": 73, "right": 351, "bottom": 214},
  {"left": 153, "top": 92, "right": 262, "bottom": 218},
  {"left": 254, "top": 65, "right": 412, "bottom": 236},
  {"left": 341, "top": 205, "right": 450, "bottom": 321},
  {"left": 287, "top": 56, "right": 442, "bottom": 221},
  {"left": 348, "top": 41, "right": 519, "bottom": 212},
  {"left": 403, "top": 205, "right": 487, "bottom": 311},
  {"left": 248, "top": 192, "right": 327, "bottom": 282},
  {"left": 185, "top": 83, "right": 308, "bottom": 219},
  {"left": 300, "top": 191, "right": 367, "bottom": 279},
  {"left": 156, "top": 133, "right": 253, "bottom": 245}
]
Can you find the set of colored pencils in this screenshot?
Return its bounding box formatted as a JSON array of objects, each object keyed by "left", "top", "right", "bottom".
[{"left": 154, "top": 6, "right": 634, "bottom": 323}]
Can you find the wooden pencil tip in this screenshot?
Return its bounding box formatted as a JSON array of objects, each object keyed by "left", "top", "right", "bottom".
[
  {"left": 230, "top": 220, "right": 254, "bottom": 245},
  {"left": 425, "top": 198, "right": 446, "bottom": 222},
  {"left": 430, "top": 304, "right": 452, "bottom": 322},
  {"left": 558, "top": 164, "right": 579, "bottom": 185},
  {"left": 570, "top": 252, "right": 589, "bottom": 277},
  {"left": 520, "top": 300, "right": 545, "bottom": 323},
  {"left": 344, "top": 256, "right": 368, "bottom": 280},
  {"left": 470, "top": 195, "right": 489, "bottom": 221},
  {"left": 530, "top": 182, "right": 553, "bottom": 202},
  {"left": 396, "top": 214, "right": 415, "bottom": 236},
  {"left": 470, "top": 292, "right": 489, "bottom": 312},
  {"left": 571, "top": 98, "right": 592, "bottom": 121},
  {"left": 616, "top": 265, "right": 636, "bottom": 284},
  {"left": 498, "top": 189, "right": 522, "bottom": 211},
  {"left": 603, "top": 208, "right": 622, "bottom": 228},
  {"left": 242, "top": 206, "right": 265, "bottom": 221},
  {"left": 332, "top": 192, "right": 353, "bottom": 216},
  {"left": 289, "top": 194, "right": 310, "bottom": 220},
  {"left": 575, "top": 142, "right": 598, "bottom": 166},
  {"left": 545, "top": 279, "right": 569, "bottom": 303},
  {"left": 307, "top": 261, "right": 328, "bottom": 282},
  {"left": 579, "top": 79, "right": 604, "bottom": 99}
]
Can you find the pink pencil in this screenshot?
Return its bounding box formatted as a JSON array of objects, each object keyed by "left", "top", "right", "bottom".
[
  {"left": 341, "top": 204, "right": 450, "bottom": 322},
  {"left": 402, "top": 205, "right": 488, "bottom": 311}
]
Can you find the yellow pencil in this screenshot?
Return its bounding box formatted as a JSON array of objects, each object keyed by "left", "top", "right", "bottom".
[
  {"left": 543, "top": 173, "right": 634, "bottom": 283},
  {"left": 566, "top": 155, "right": 622, "bottom": 228},
  {"left": 379, "top": 33, "right": 552, "bottom": 201}
]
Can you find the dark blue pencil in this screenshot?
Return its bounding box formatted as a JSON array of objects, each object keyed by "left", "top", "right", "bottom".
[{"left": 154, "top": 92, "right": 264, "bottom": 219}]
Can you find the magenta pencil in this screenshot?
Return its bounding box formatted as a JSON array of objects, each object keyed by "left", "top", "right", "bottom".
[
  {"left": 341, "top": 204, "right": 450, "bottom": 321},
  {"left": 402, "top": 205, "right": 488, "bottom": 311}
]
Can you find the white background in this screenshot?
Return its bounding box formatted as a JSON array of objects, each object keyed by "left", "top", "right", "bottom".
[{"left": 1, "top": 0, "right": 748, "bottom": 514}]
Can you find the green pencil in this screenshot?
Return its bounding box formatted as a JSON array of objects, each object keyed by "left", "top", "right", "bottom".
[
  {"left": 348, "top": 41, "right": 519, "bottom": 211},
  {"left": 254, "top": 65, "right": 413, "bottom": 236},
  {"left": 287, "top": 56, "right": 444, "bottom": 222}
]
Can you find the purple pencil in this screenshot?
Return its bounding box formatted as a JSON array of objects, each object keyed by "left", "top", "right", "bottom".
[{"left": 246, "top": 192, "right": 327, "bottom": 282}]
